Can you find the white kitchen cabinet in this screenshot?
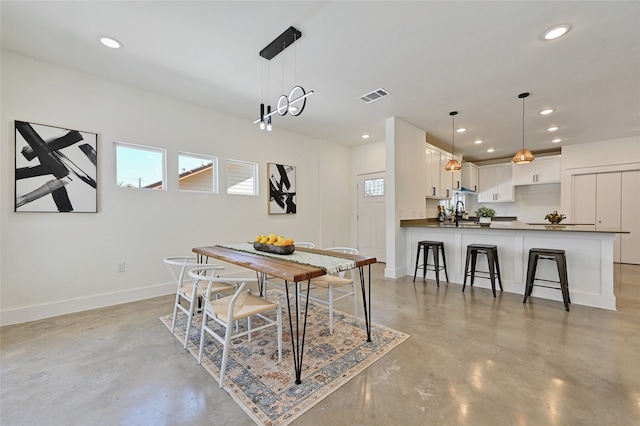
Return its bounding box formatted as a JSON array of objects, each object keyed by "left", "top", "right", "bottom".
[
  {"left": 513, "top": 155, "right": 561, "bottom": 185},
  {"left": 478, "top": 163, "right": 514, "bottom": 202},
  {"left": 461, "top": 162, "right": 478, "bottom": 192},
  {"left": 621, "top": 170, "right": 640, "bottom": 264},
  {"left": 451, "top": 155, "right": 462, "bottom": 192},
  {"left": 425, "top": 147, "right": 441, "bottom": 198},
  {"left": 571, "top": 171, "right": 640, "bottom": 264},
  {"left": 440, "top": 153, "right": 458, "bottom": 199}
]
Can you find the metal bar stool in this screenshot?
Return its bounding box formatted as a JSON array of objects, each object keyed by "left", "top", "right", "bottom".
[
  {"left": 462, "top": 244, "right": 503, "bottom": 297},
  {"left": 413, "top": 240, "right": 449, "bottom": 287},
  {"left": 523, "top": 248, "right": 570, "bottom": 311}
]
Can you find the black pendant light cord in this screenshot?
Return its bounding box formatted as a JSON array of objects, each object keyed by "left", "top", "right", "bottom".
[
  {"left": 450, "top": 111, "right": 458, "bottom": 155},
  {"left": 519, "top": 92, "right": 529, "bottom": 150}
]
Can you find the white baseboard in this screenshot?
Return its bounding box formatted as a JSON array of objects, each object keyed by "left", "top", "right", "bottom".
[{"left": 0, "top": 282, "right": 175, "bottom": 326}]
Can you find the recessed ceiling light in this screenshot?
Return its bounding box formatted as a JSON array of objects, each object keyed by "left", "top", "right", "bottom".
[
  {"left": 547, "top": 126, "right": 559, "bottom": 132},
  {"left": 100, "top": 37, "right": 121, "bottom": 49},
  {"left": 361, "top": 134, "right": 370, "bottom": 139},
  {"left": 487, "top": 148, "right": 495, "bottom": 153},
  {"left": 542, "top": 24, "right": 571, "bottom": 40},
  {"left": 539, "top": 109, "right": 554, "bottom": 115},
  {"left": 552, "top": 138, "right": 562, "bottom": 143},
  {"left": 456, "top": 128, "right": 466, "bottom": 133},
  {"left": 474, "top": 140, "right": 483, "bottom": 144}
]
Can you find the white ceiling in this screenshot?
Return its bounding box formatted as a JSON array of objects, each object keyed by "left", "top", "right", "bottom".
[{"left": 1, "top": 1, "right": 639, "bottom": 162}]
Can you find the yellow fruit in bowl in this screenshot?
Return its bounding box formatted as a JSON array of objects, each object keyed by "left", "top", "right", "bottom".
[
  {"left": 282, "top": 239, "right": 294, "bottom": 246},
  {"left": 259, "top": 237, "right": 269, "bottom": 244}
]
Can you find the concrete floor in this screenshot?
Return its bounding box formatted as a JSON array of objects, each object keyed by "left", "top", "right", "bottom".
[{"left": 2, "top": 263, "right": 639, "bottom": 425}]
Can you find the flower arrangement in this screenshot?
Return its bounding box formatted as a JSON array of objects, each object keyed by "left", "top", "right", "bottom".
[
  {"left": 545, "top": 210, "right": 566, "bottom": 224},
  {"left": 475, "top": 206, "right": 496, "bottom": 218}
]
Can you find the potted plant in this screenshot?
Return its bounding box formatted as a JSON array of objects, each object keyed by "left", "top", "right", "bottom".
[
  {"left": 545, "top": 210, "right": 566, "bottom": 224},
  {"left": 475, "top": 206, "right": 496, "bottom": 225}
]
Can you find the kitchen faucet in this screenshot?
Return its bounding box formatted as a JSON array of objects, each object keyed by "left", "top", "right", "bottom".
[{"left": 455, "top": 201, "right": 465, "bottom": 227}]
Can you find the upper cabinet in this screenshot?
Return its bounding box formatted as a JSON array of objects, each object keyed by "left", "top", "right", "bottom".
[
  {"left": 478, "top": 163, "right": 515, "bottom": 202},
  {"left": 425, "top": 143, "right": 461, "bottom": 199},
  {"left": 513, "top": 155, "right": 561, "bottom": 186},
  {"left": 461, "top": 162, "right": 479, "bottom": 192}
]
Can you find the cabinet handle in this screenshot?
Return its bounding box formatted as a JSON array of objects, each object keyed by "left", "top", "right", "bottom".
[
  {"left": 474, "top": 185, "right": 477, "bottom": 192},
  {"left": 456, "top": 180, "right": 460, "bottom": 189},
  {"left": 446, "top": 189, "right": 450, "bottom": 197},
  {"left": 432, "top": 187, "right": 436, "bottom": 196}
]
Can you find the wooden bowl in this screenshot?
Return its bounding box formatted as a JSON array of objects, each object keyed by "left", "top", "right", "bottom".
[{"left": 253, "top": 241, "right": 295, "bottom": 255}]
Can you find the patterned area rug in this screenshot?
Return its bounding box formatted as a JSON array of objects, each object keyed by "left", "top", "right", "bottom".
[{"left": 160, "top": 289, "right": 409, "bottom": 426}]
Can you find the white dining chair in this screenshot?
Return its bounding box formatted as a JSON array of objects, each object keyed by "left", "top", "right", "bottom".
[
  {"left": 163, "top": 256, "right": 230, "bottom": 348},
  {"left": 298, "top": 247, "right": 359, "bottom": 334},
  {"left": 190, "top": 267, "right": 282, "bottom": 388}
]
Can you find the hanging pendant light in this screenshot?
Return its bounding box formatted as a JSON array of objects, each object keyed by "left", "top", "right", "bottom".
[
  {"left": 445, "top": 111, "right": 462, "bottom": 172},
  {"left": 512, "top": 92, "right": 535, "bottom": 164}
]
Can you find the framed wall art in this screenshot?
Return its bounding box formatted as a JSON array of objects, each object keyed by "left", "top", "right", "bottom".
[
  {"left": 268, "top": 163, "right": 296, "bottom": 214},
  {"left": 15, "top": 120, "right": 97, "bottom": 212}
]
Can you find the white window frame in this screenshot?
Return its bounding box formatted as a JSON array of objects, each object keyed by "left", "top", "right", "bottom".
[
  {"left": 177, "top": 151, "right": 218, "bottom": 194},
  {"left": 226, "top": 159, "right": 259, "bottom": 196},
  {"left": 114, "top": 141, "right": 167, "bottom": 190}
]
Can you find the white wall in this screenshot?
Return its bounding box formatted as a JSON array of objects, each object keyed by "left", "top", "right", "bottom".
[
  {"left": 0, "top": 51, "right": 350, "bottom": 325},
  {"left": 464, "top": 184, "right": 561, "bottom": 224}
]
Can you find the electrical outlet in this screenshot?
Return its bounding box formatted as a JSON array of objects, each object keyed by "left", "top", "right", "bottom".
[{"left": 116, "top": 262, "right": 126, "bottom": 273}]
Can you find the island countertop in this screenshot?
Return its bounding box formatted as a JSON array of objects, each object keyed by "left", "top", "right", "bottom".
[
  {"left": 402, "top": 220, "right": 619, "bottom": 310},
  {"left": 400, "top": 219, "right": 626, "bottom": 234}
]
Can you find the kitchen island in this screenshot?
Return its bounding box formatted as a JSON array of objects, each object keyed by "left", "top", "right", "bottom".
[{"left": 400, "top": 220, "right": 621, "bottom": 310}]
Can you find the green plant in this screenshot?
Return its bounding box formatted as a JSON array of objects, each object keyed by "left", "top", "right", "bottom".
[
  {"left": 545, "top": 210, "right": 566, "bottom": 223},
  {"left": 475, "top": 206, "right": 496, "bottom": 218}
]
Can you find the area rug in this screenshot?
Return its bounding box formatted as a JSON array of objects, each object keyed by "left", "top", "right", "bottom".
[{"left": 160, "top": 289, "right": 409, "bottom": 426}]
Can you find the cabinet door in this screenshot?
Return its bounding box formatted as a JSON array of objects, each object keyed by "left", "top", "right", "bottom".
[
  {"left": 513, "top": 161, "right": 536, "bottom": 185},
  {"left": 451, "top": 156, "right": 462, "bottom": 191},
  {"left": 477, "top": 166, "right": 496, "bottom": 202},
  {"left": 425, "top": 148, "right": 438, "bottom": 197},
  {"left": 597, "top": 173, "right": 621, "bottom": 262},
  {"left": 495, "top": 164, "right": 515, "bottom": 201},
  {"left": 461, "top": 163, "right": 478, "bottom": 192},
  {"left": 536, "top": 157, "right": 561, "bottom": 184},
  {"left": 572, "top": 174, "right": 596, "bottom": 224},
  {"left": 621, "top": 170, "right": 640, "bottom": 264},
  {"left": 440, "top": 153, "right": 453, "bottom": 199}
]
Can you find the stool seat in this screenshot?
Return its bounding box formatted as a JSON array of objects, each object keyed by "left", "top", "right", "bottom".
[
  {"left": 523, "top": 248, "right": 570, "bottom": 311},
  {"left": 413, "top": 240, "right": 449, "bottom": 287},
  {"left": 462, "top": 244, "right": 503, "bottom": 297}
]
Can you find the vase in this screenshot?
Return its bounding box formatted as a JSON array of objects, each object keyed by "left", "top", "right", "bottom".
[{"left": 479, "top": 217, "right": 492, "bottom": 227}]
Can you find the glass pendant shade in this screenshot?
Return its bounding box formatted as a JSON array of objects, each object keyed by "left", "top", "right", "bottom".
[
  {"left": 445, "top": 158, "right": 462, "bottom": 171},
  {"left": 512, "top": 92, "right": 534, "bottom": 164}
]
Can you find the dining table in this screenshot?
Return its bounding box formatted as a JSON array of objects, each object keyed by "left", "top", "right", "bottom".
[{"left": 192, "top": 243, "right": 377, "bottom": 384}]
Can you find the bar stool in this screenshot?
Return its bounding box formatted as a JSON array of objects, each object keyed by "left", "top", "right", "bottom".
[
  {"left": 413, "top": 240, "right": 449, "bottom": 287},
  {"left": 462, "top": 244, "right": 503, "bottom": 297},
  {"left": 523, "top": 248, "right": 570, "bottom": 311}
]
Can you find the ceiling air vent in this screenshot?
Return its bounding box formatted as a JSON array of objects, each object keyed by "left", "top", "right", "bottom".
[{"left": 360, "top": 88, "right": 390, "bottom": 104}]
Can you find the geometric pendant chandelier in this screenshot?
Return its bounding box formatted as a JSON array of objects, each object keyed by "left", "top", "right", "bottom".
[{"left": 254, "top": 26, "right": 313, "bottom": 131}]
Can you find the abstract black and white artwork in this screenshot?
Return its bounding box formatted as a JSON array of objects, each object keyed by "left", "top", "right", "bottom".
[
  {"left": 15, "top": 121, "right": 97, "bottom": 213},
  {"left": 268, "top": 163, "right": 296, "bottom": 214}
]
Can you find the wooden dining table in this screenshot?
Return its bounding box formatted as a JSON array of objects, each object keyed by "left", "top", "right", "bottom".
[{"left": 192, "top": 244, "right": 376, "bottom": 384}]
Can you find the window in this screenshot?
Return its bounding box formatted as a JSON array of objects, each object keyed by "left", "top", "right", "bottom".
[
  {"left": 227, "top": 160, "right": 258, "bottom": 196},
  {"left": 364, "top": 178, "right": 384, "bottom": 196},
  {"left": 178, "top": 152, "right": 217, "bottom": 193},
  {"left": 115, "top": 142, "right": 166, "bottom": 190}
]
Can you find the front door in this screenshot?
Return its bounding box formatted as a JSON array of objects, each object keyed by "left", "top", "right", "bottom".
[{"left": 357, "top": 172, "right": 386, "bottom": 262}]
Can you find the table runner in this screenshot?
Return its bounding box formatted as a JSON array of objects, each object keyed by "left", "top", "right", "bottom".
[{"left": 217, "top": 243, "right": 356, "bottom": 275}]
